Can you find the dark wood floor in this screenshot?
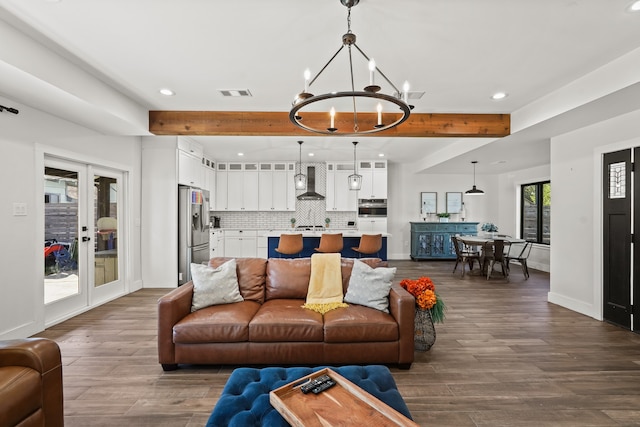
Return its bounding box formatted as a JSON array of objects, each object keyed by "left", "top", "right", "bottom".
[{"left": 35, "top": 260, "right": 640, "bottom": 426}]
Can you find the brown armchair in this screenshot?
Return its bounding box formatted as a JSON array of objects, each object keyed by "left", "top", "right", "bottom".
[{"left": 0, "top": 338, "right": 64, "bottom": 427}]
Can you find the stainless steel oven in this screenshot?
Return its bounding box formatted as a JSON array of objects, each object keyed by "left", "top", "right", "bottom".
[{"left": 358, "top": 199, "right": 387, "bottom": 217}]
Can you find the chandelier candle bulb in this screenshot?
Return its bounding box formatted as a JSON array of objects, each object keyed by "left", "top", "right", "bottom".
[
  {"left": 369, "top": 59, "right": 376, "bottom": 85},
  {"left": 304, "top": 69, "right": 310, "bottom": 92},
  {"left": 330, "top": 107, "right": 335, "bottom": 129},
  {"left": 403, "top": 81, "right": 410, "bottom": 104},
  {"left": 377, "top": 103, "right": 382, "bottom": 126}
]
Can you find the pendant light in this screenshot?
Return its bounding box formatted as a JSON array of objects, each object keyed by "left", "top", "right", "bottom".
[
  {"left": 348, "top": 141, "right": 362, "bottom": 190},
  {"left": 465, "top": 161, "right": 484, "bottom": 195},
  {"left": 294, "top": 141, "right": 307, "bottom": 190}
]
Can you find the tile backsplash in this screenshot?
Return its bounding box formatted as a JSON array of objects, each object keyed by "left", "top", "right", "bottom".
[{"left": 209, "top": 210, "right": 357, "bottom": 230}]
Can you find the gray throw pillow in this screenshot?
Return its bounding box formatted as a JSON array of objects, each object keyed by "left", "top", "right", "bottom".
[
  {"left": 344, "top": 259, "right": 397, "bottom": 313},
  {"left": 190, "top": 259, "right": 243, "bottom": 312}
]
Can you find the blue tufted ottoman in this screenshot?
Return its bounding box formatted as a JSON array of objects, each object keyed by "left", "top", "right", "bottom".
[{"left": 206, "top": 365, "right": 412, "bottom": 427}]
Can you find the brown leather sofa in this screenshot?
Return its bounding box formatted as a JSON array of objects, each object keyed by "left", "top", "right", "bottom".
[
  {"left": 158, "top": 257, "right": 415, "bottom": 371},
  {"left": 0, "top": 338, "right": 64, "bottom": 427}
]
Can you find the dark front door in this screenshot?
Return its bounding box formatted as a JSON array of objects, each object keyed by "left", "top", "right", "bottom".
[
  {"left": 602, "top": 149, "right": 632, "bottom": 329},
  {"left": 634, "top": 148, "right": 640, "bottom": 332}
]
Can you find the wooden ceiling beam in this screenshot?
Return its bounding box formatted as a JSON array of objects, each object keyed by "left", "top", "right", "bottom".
[{"left": 149, "top": 111, "right": 510, "bottom": 138}]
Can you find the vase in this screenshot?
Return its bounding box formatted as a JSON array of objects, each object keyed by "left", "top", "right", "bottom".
[{"left": 414, "top": 307, "right": 436, "bottom": 351}]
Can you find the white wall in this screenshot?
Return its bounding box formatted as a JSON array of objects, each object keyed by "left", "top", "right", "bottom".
[
  {"left": 0, "top": 98, "right": 142, "bottom": 339},
  {"left": 549, "top": 108, "right": 640, "bottom": 320}
]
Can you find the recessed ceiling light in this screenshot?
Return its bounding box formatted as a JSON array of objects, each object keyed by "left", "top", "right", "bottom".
[
  {"left": 629, "top": 0, "right": 640, "bottom": 11},
  {"left": 491, "top": 92, "right": 508, "bottom": 100},
  {"left": 159, "top": 88, "right": 175, "bottom": 96},
  {"left": 378, "top": 153, "right": 385, "bottom": 157},
  {"left": 308, "top": 153, "right": 315, "bottom": 157},
  {"left": 237, "top": 152, "right": 244, "bottom": 156}
]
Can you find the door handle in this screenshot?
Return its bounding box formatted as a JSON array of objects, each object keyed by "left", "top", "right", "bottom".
[{"left": 82, "top": 236, "right": 91, "bottom": 242}]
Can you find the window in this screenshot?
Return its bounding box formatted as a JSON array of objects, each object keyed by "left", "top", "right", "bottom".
[{"left": 521, "top": 181, "right": 550, "bottom": 244}]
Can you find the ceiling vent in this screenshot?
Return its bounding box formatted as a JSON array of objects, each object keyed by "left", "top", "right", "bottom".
[{"left": 219, "top": 89, "right": 253, "bottom": 97}]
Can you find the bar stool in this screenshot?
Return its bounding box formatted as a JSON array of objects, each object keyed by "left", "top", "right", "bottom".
[
  {"left": 351, "top": 234, "right": 382, "bottom": 258},
  {"left": 274, "top": 234, "right": 304, "bottom": 257},
  {"left": 315, "top": 233, "right": 343, "bottom": 253}
]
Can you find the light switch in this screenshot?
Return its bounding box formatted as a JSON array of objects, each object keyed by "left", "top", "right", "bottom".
[{"left": 13, "top": 202, "right": 27, "bottom": 216}]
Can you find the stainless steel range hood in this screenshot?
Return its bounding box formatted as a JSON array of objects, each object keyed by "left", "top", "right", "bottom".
[{"left": 297, "top": 166, "right": 325, "bottom": 201}]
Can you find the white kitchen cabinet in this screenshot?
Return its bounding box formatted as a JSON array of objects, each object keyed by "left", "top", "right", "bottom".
[
  {"left": 224, "top": 230, "right": 257, "bottom": 258},
  {"left": 358, "top": 160, "right": 387, "bottom": 199},
  {"left": 177, "top": 137, "right": 203, "bottom": 158},
  {"left": 177, "top": 149, "right": 204, "bottom": 188},
  {"left": 202, "top": 157, "right": 216, "bottom": 203},
  {"left": 358, "top": 217, "right": 388, "bottom": 233},
  {"left": 257, "top": 230, "right": 270, "bottom": 258},
  {"left": 326, "top": 162, "right": 357, "bottom": 212},
  {"left": 227, "top": 163, "right": 259, "bottom": 211},
  {"left": 215, "top": 163, "right": 228, "bottom": 210},
  {"left": 210, "top": 229, "right": 223, "bottom": 258},
  {"left": 258, "top": 162, "right": 295, "bottom": 211}
]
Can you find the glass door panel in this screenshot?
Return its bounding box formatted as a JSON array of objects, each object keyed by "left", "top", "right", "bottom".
[
  {"left": 44, "top": 166, "right": 80, "bottom": 304},
  {"left": 94, "top": 175, "right": 118, "bottom": 287}
]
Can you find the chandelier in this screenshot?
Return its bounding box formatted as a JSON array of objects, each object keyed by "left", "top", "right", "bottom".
[{"left": 289, "top": 0, "right": 412, "bottom": 135}]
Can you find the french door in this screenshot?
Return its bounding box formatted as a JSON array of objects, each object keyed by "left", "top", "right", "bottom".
[{"left": 44, "top": 156, "right": 126, "bottom": 325}]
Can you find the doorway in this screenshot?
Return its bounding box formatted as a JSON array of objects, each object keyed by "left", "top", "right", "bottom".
[{"left": 44, "top": 156, "right": 126, "bottom": 325}]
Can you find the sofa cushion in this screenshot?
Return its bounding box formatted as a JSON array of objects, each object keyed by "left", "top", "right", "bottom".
[
  {"left": 343, "top": 259, "right": 397, "bottom": 313},
  {"left": 265, "top": 258, "right": 312, "bottom": 300},
  {"left": 0, "top": 366, "right": 42, "bottom": 427},
  {"left": 323, "top": 305, "right": 399, "bottom": 342},
  {"left": 191, "top": 260, "right": 243, "bottom": 311},
  {"left": 249, "top": 299, "right": 324, "bottom": 342},
  {"left": 210, "top": 257, "right": 267, "bottom": 304},
  {"left": 339, "top": 258, "right": 385, "bottom": 293},
  {"left": 174, "top": 301, "right": 261, "bottom": 343}
]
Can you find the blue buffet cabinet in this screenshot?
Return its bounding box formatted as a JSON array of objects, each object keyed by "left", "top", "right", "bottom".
[{"left": 410, "top": 222, "right": 479, "bottom": 260}]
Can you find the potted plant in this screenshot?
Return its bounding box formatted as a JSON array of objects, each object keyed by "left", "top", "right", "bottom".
[
  {"left": 437, "top": 213, "right": 450, "bottom": 223},
  {"left": 290, "top": 218, "right": 296, "bottom": 228},
  {"left": 325, "top": 217, "right": 331, "bottom": 228}
]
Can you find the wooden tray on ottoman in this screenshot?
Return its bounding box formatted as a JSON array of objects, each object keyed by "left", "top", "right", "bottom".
[{"left": 269, "top": 368, "right": 418, "bottom": 427}]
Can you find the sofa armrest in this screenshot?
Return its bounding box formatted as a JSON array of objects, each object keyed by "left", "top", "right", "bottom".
[
  {"left": 0, "top": 338, "right": 64, "bottom": 427},
  {"left": 157, "top": 283, "right": 194, "bottom": 367},
  {"left": 388, "top": 284, "right": 415, "bottom": 365}
]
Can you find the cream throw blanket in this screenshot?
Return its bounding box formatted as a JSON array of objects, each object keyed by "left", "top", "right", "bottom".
[{"left": 302, "top": 253, "right": 348, "bottom": 314}]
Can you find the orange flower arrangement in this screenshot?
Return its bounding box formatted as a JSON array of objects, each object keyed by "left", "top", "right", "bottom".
[{"left": 399, "top": 276, "right": 445, "bottom": 323}]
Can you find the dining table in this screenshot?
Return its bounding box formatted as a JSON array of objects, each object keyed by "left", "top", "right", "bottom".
[{"left": 456, "top": 235, "right": 526, "bottom": 278}]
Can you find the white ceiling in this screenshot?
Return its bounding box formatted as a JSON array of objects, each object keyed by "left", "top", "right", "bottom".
[{"left": 2, "top": 0, "right": 640, "bottom": 173}]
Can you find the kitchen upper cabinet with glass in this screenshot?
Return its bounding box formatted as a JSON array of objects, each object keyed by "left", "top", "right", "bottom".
[
  {"left": 358, "top": 160, "right": 387, "bottom": 199},
  {"left": 258, "top": 162, "right": 295, "bottom": 211}
]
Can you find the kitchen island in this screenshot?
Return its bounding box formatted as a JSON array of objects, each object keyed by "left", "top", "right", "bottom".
[{"left": 267, "top": 230, "right": 390, "bottom": 260}]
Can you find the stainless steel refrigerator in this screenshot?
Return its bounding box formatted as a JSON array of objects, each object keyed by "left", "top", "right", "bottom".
[{"left": 178, "top": 186, "right": 210, "bottom": 285}]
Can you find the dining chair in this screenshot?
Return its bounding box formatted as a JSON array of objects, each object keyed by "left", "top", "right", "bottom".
[
  {"left": 483, "top": 239, "right": 510, "bottom": 280},
  {"left": 274, "top": 234, "right": 304, "bottom": 257},
  {"left": 451, "top": 236, "right": 481, "bottom": 277},
  {"left": 315, "top": 233, "right": 344, "bottom": 253},
  {"left": 506, "top": 241, "right": 533, "bottom": 279},
  {"left": 351, "top": 234, "right": 382, "bottom": 258}
]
